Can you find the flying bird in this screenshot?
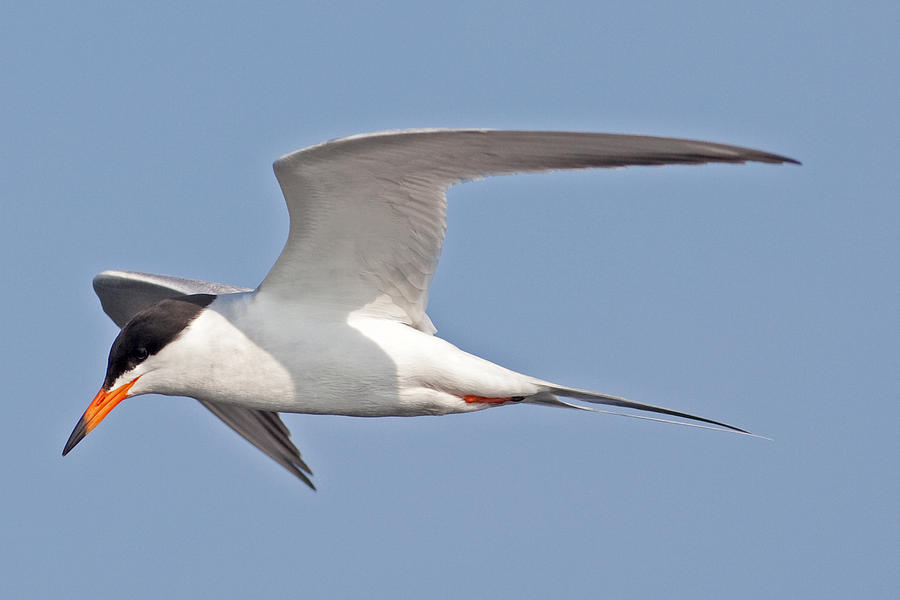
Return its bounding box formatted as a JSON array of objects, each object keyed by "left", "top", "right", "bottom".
[{"left": 63, "top": 129, "right": 798, "bottom": 489}]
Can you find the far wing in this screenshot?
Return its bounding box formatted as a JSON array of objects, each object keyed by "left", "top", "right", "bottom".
[
  {"left": 262, "top": 129, "right": 798, "bottom": 333},
  {"left": 93, "top": 270, "right": 250, "bottom": 327},
  {"left": 92, "top": 270, "right": 315, "bottom": 488}
]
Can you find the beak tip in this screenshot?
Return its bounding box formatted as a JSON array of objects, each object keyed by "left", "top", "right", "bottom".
[{"left": 62, "top": 417, "right": 88, "bottom": 456}]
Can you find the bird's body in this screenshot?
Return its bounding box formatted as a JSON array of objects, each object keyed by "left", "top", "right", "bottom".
[
  {"left": 141, "top": 290, "right": 535, "bottom": 417},
  {"left": 64, "top": 129, "right": 798, "bottom": 488}
]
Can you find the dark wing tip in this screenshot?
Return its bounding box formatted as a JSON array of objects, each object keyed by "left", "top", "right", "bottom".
[{"left": 743, "top": 150, "right": 801, "bottom": 166}]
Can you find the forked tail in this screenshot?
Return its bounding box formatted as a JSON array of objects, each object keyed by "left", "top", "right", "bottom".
[{"left": 525, "top": 380, "right": 768, "bottom": 439}]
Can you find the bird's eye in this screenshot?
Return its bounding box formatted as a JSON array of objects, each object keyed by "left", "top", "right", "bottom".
[{"left": 134, "top": 347, "right": 149, "bottom": 361}]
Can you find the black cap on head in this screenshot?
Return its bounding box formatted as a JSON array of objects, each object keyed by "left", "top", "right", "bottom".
[{"left": 103, "top": 294, "right": 216, "bottom": 389}]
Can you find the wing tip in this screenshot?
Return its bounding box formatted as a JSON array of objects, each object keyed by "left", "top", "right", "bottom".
[{"left": 745, "top": 150, "right": 801, "bottom": 166}]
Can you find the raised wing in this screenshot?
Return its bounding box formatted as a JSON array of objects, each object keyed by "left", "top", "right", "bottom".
[
  {"left": 92, "top": 270, "right": 315, "bottom": 489},
  {"left": 261, "top": 129, "right": 798, "bottom": 332}
]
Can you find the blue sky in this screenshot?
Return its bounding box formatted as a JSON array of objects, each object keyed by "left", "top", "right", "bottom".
[{"left": 2, "top": 2, "right": 897, "bottom": 598}]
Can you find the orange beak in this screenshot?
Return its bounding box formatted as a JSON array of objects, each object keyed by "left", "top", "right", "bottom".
[{"left": 62, "top": 376, "right": 141, "bottom": 456}]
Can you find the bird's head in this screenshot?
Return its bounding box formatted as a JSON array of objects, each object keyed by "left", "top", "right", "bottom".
[{"left": 63, "top": 294, "right": 216, "bottom": 455}]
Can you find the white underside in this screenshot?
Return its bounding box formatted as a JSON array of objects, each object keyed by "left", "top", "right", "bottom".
[{"left": 130, "top": 292, "right": 542, "bottom": 417}]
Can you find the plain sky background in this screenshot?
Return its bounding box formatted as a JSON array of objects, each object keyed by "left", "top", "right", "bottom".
[{"left": 2, "top": 2, "right": 897, "bottom": 599}]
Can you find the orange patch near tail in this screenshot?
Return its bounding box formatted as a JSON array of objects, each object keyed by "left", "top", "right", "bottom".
[{"left": 463, "top": 395, "right": 512, "bottom": 404}]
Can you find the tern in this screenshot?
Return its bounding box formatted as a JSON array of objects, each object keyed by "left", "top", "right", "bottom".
[{"left": 63, "top": 129, "right": 798, "bottom": 489}]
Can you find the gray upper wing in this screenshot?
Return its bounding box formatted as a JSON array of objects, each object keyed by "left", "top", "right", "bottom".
[
  {"left": 262, "top": 129, "right": 799, "bottom": 332},
  {"left": 92, "top": 270, "right": 315, "bottom": 489}
]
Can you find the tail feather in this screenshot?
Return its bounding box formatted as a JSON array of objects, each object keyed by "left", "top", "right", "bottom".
[{"left": 526, "top": 382, "right": 764, "bottom": 439}]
